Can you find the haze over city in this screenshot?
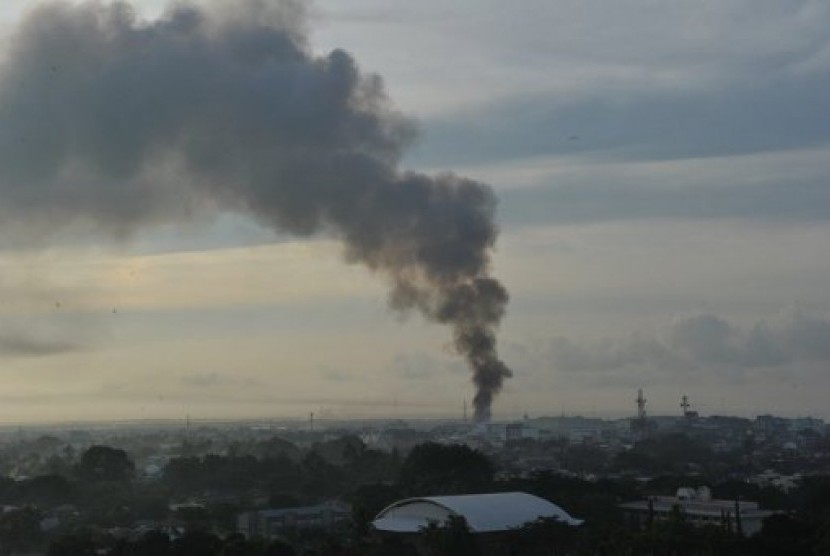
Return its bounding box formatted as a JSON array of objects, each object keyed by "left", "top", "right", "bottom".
[{"left": 0, "top": 0, "right": 828, "bottom": 424}]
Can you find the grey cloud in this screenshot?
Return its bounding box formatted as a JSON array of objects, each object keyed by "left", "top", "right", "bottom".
[
  {"left": 498, "top": 176, "right": 830, "bottom": 227},
  {"left": 411, "top": 65, "right": 830, "bottom": 168},
  {"left": 391, "top": 352, "right": 434, "bottom": 380},
  {"left": 390, "top": 351, "right": 465, "bottom": 381},
  {"left": 398, "top": 2, "right": 830, "bottom": 230},
  {"left": 0, "top": 329, "right": 80, "bottom": 357},
  {"left": 669, "top": 314, "right": 741, "bottom": 365},
  {"left": 547, "top": 335, "right": 674, "bottom": 373},
  {"left": 180, "top": 372, "right": 263, "bottom": 387},
  {"left": 541, "top": 312, "right": 830, "bottom": 374},
  {"left": 180, "top": 372, "right": 223, "bottom": 387},
  {"left": 319, "top": 367, "right": 353, "bottom": 382},
  {"left": 0, "top": 1, "right": 510, "bottom": 419}
]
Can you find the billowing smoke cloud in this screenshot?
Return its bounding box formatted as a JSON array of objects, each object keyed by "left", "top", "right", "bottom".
[{"left": 0, "top": 1, "right": 510, "bottom": 420}]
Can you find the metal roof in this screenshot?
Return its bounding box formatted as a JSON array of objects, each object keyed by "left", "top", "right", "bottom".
[{"left": 372, "top": 491, "right": 583, "bottom": 533}]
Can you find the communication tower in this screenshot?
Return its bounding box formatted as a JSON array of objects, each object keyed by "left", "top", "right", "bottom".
[
  {"left": 636, "top": 388, "right": 647, "bottom": 420},
  {"left": 681, "top": 395, "right": 699, "bottom": 419},
  {"left": 631, "top": 388, "right": 654, "bottom": 436}
]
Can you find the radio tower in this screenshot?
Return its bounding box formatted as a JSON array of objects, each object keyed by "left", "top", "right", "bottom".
[
  {"left": 632, "top": 388, "right": 652, "bottom": 437},
  {"left": 680, "top": 394, "right": 698, "bottom": 419},
  {"left": 636, "top": 389, "right": 647, "bottom": 420}
]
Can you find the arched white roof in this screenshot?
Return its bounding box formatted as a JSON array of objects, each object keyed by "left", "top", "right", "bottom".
[{"left": 372, "top": 491, "right": 583, "bottom": 533}]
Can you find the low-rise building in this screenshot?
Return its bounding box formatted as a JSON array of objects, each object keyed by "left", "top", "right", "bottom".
[
  {"left": 372, "top": 491, "right": 582, "bottom": 556},
  {"left": 238, "top": 501, "right": 351, "bottom": 539},
  {"left": 619, "top": 487, "right": 776, "bottom": 536}
]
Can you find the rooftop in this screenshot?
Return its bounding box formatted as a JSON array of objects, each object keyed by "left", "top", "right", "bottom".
[{"left": 372, "top": 491, "right": 583, "bottom": 534}]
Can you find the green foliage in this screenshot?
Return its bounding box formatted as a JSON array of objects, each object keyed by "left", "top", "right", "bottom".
[
  {"left": 0, "top": 506, "right": 43, "bottom": 556},
  {"left": 264, "top": 538, "right": 297, "bottom": 556},
  {"left": 108, "top": 529, "right": 172, "bottom": 555},
  {"left": 130, "top": 492, "right": 171, "bottom": 521},
  {"left": 269, "top": 492, "right": 302, "bottom": 509},
  {"left": 47, "top": 531, "right": 96, "bottom": 556},
  {"left": 399, "top": 443, "right": 494, "bottom": 495},
  {"left": 617, "top": 433, "right": 714, "bottom": 475},
  {"left": 170, "top": 530, "right": 223, "bottom": 555},
  {"left": 20, "top": 474, "right": 74, "bottom": 507},
  {"left": 77, "top": 446, "right": 135, "bottom": 483},
  {"left": 300, "top": 452, "right": 348, "bottom": 500},
  {"left": 498, "top": 473, "right": 632, "bottom": 527},
  {"left": 175, "top": 505, "right": 213, "bottom": 532},
  {"left": 163, "top": 454, "right": 306, "bottom": 499},
  {"left": 75, "top": 480, "right": 134, "bottom": 527},
  {"left": 348, "top": 483, "right": 404, "bottom": 536},
  {"left": 419, "top": 515, "right": 481, "bottom": 556},
  {"left": 558, "top": 444, "right": 609, "bottom": 475},
  {"left": 508, "top": 517, "right": 578, "bottom": 556}
]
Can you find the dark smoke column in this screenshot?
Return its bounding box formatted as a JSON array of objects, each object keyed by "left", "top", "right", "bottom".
[{"left": 0, "top": 1, "right": 511, "bottom": 420}]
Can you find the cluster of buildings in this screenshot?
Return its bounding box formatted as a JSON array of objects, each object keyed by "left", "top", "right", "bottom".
[
  {"left": 0, "top": 399, "right": 824, "bottom": 554},
  {"left": 235, "top": 487, "right": 780, "bottom": 555}
]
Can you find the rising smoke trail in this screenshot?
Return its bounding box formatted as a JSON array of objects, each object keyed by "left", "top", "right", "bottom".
[{"left": 0, "top": 0, "right": 511, "bottom": 421}]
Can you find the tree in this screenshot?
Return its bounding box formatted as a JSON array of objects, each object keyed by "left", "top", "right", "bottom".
[
  {"left": 47, "top": 531, "right": 96, "bottom": 556},
  {"left": 77, "top": 445, "right": 135, "bottom": 482},
  {"left": 268, "top": 492, "right": 301, "bottom": 509},
  {"left": 419, "top": 515, "right": 481, "bottom": 556},
  {"left": 19, "top": 474, "right": 73, "bottom": 507},
  {"left": 264, "top": 539, "right": 297, "bottom": 556},
  {"left": 170, "top": 530, "right": 222, "bottom": 556},
  {"left": 399, "top": 443, "right": 494, "bottom": 495},
  {"left": 111, "top": 530, "right": 171, "bottom": 556},
  {"left": 0, "top": 507, "right": 43, "bottom": 556},
  {"left": 348, "top": 483, "right": 404, "bottom": 536},
  {"left": 509, "top": 517, "right": 577, "bottom": 556},
  {"left": 748, "top": 514, "right": 814, "bottom": 556},
  {"left": 221, "top": 532, "right": 260, "bottom": 556}
]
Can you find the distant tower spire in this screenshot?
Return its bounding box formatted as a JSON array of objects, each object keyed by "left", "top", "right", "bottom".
[
  {"left": 463, "top": 399, "right": 468, "bottom": 423},
  {"left": 309, "top": 411, "right": 314, "bottom": 433},
  {"left": 681, "top": 395, "right": 698, "bottom": 419},
  {"left": 632, "top": 388, "right": 653, "bottom": 437},
  {"left": 636, "top": 389, "right": 647, "bottom": 420}
]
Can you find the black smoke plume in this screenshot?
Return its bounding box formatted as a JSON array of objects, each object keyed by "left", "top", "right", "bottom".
[{"left": 0, "top": 1, "right": 511, "bottom": 420}]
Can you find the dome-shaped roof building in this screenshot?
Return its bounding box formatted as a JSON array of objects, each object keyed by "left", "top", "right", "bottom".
[{"left": 373, "top": 491, "right": 582, "bottom": 534}]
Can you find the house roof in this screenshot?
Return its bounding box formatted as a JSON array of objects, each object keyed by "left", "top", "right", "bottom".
[{"left": 372, "top": 491, "right": 583, "bottom": 533}]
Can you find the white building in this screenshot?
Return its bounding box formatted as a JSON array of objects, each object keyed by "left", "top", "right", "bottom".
[
  {"left": 373, "top": 491, "right": 582, "bottom": 534},
  {"left": 619, "top": 487, "right": 777, "bottom": 536}
]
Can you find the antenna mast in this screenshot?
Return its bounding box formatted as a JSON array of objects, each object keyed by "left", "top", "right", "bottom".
[{"left": 636, "top": 389, "right": 647, "bottom": 420}]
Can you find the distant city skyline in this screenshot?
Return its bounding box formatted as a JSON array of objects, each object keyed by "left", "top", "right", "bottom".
[{"left": 0, "top": 0, "right": 828, "bottom": 423}]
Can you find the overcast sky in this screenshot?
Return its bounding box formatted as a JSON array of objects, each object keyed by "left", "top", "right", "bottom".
[{"left": 0, "top": 0, "right": 828, "bottom": 423}]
